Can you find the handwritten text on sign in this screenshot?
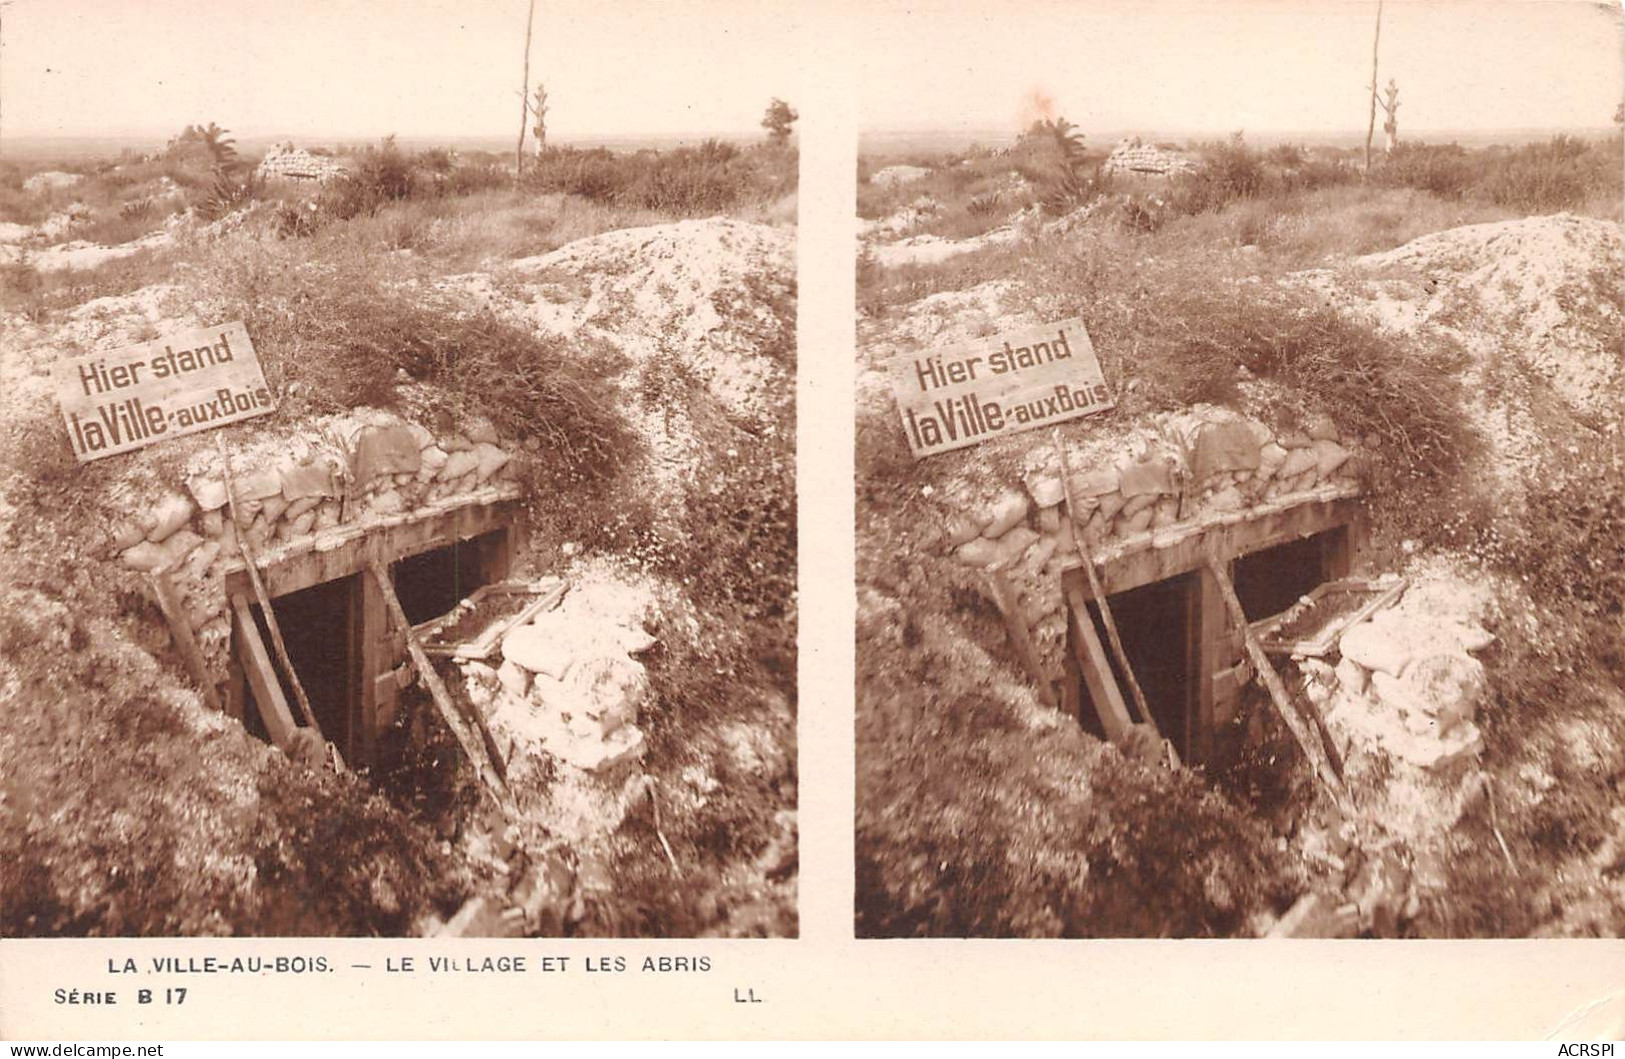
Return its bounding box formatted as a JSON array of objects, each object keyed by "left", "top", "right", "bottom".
[
  {"left": 57, "top": 321, "right": 276, "bottom": 462},
  {"left": 892, "top": 317, "right": 1114, "bottom": 457}
]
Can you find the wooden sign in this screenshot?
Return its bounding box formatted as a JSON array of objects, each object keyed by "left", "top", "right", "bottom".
[
  {"left": 891, "top": 317, "right": 1113, "bottom": 457},
  {"left": 56, "top": 321, "right": 276, "bottom": 462}
]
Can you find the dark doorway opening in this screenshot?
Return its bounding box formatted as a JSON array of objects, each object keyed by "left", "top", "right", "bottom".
[
  {"left": 1231, "top": 528, "right": 1345, "bottom": 622},
  {"left": 392, "top": 533, "right": 498, "bottom": 626},
  {"left": 1071, "top": 572, "right": 1201, "bottom": 760},
  {"left": 243, "top": 575, "right": 360, "bottom": 751}
]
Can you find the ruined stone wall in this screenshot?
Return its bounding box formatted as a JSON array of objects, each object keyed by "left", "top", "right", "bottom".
[
  {"left": 942, "top": 411, "right": 1366, "bottom": 671},
  {"left": 104, "top": 411, "right": 520, "bottom": 680},
  {"left": 257, "top": 143, "right": 351, "bottom": 183},
  {"left": 1103, "top": 139, "right": 1198, "bottom": 178}
]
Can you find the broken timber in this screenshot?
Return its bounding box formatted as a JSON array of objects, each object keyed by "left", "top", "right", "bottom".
[
  {"left": 367, "top": 560, "right": 516, "bottom": 818},
  {"left": 1064, "top": 583, "right": 1134, "bottom": 741},
  {"left": 1205, "top": 551, "right": 1345, "bottom": 802},
  {"left": 230, "top": 593, "right": 298, "bottom": 749},
  {"left": 216, "top": 435, "right": 330, "bottom": 750},
  {"left": 1055, "top": 429, "right": 1178, "bottom": 766}
]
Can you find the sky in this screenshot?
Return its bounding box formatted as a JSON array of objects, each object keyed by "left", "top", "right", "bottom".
[
  {"left": 0, "top": 0, "right": 804, "bottom": 142},
  {"left": 856, "top": 0, "right": 1623, "bottom": 136},
  {"left": 1, "top": 0, "right": 1618, "bottom": 145}
]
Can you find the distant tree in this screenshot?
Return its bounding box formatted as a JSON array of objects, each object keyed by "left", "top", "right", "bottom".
[
  {"left": 1014, "top": 117, "right": 1090, "bottom": 212},
  {"left": 1615, "top": 101, "right": 1623, "bottom": 125},
  {"left": 170, "top": 121, "right": 240, "bottom": 172},
  {"left": 529, "top": 82, "right": 550, "bottom": 156},
  {"left": 762, "top": 98, "right": 798, "bottom": 146},
  {"left": 198, "top": 123, "right": 239, "bottom": 170},
  {"left": 515, "top": 0, "right": 536, "bottom": 179},
  {"left": 1381, "top": 78, "right": 1400, "bottom": 154},
  {"left": 1028, "top": 117, "right": 1086, "bottom": 166},
  {"left": 1363, "top": 0, "right": 1384, "bottom": 177}
]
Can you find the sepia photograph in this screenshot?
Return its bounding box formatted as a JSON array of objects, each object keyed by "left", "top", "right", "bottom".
[
  {"left": 855, "top": 0, "right": 1624, "bottom": 939},
  {"left": 0, "top": 0, "right": 798, "bottom": 940}
]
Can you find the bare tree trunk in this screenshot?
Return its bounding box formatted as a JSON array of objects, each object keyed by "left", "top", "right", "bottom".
[
  {"left": 516, "top": 0, "right": 535, "bottom": 182},
  {"left": 1364, "top": 0, "right": 1383, "bottom": 178}
]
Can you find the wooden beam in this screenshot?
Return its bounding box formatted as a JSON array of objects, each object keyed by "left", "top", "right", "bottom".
[
  {"left": 222, "top": 495, "right": 520, "bottom": 601},
  {"left": 218, "top": 435, "right": 326, "bottom": 745},
  {"left": 358, "top": 566, "right": 390, "bottom": 767},
  {"left": 226, "top": 651, "right": 246, "bottom": 723},
  {"left": 148, "top": 567, "right": 222, "bottom": 713},
  {"left": 1065, "top": 584, "right": 1134, "bottom": 742},
  {"left": 367, "top": 560, "right": 515, "bottom": 817},
  {"left": 1054, "top": 429, "right": 1165, "bottom": 747},
  {"left": 475, "top": 526, "right": 514, "bottom": 585},
  {"left": 1062, "top": 497, "right": 1362, "bottom": 599},
  {"left": 1060, "top": 625, "right": 1084, "bottom": 727},
  {"left": 984, "top": 569, "right": 1057, "bottom": 710},
  {"left": 1323, "top": 523, "right": 1353, "bottom": 581},
  {"left": 231, "top": 593, "right": 298, "bottom": 749},
  {"left": 339, "top": 572, "right": 361, "bottom": 762},
  {"left": 1192, "top": 565, "right": 1230, "bottom": 766},
  {"left": 1205, "top": 553, "right": 1345, "bottom": 802}
]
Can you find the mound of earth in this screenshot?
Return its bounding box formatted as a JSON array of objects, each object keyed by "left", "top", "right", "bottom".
[
  {"left": 443, "top": 219, "right": 793, "bottom": 530},
  {"left": 1303, "top": 213, "right": 1623, "bottom": 491},
  {"left": 1355, "top": 213, "right": 1622, "bottom": 419},
  {"left": 506, "top": 218, "right": 794, "bottom": 425}
]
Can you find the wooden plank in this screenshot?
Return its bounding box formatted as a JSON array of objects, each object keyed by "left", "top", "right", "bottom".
[
  {"left": 1178, "top": 570, "right": 1201, "bottom": 762},
  {"left": 231, "top": 593, "right": 298, "bottom": 749},
  {"left": 226, "top": 652, "right": 246, "bottom": 723},
  {"left": 1193, "top": 566, "right": 1230, "bottom": 765},
  {"left": 1253, "top": 578, "right": 1407, "bottom": 658},
  {"left": 890, "top": 318, "right": 1111, "bottom": 458},
  {"left": 148, "top": 567, "right": 223, "bottom": 713},
  {"left": 414, "top": 579, "right": 567, "bottom": 661},
  {"left": 357, "top": 565, "right": 391, "bottom": 767},
  {"left": 367, "top": 561, "right": 515, "bottom": 816},
  {"left": 1062, "top": 498, "right": 1362, "bottom": 598},
  {"left": 57, "top": 321, "right": 273, "bottom": 462},
  {"left": 339, "top": 572, "right": 361, "bottom": 762},
  {"left": 476, "top": 526, "right": 513, "bottom": 585},
  {"left": 219, "top": 441, "right": 332, "bottom": 763},
  {"left": 1055, "top": 429, "right": 1167, "bottom": 752},
  {"left": 1323, "top": 523, "right": 1353, "bottom": 581},
  {"left": 1064, "top": 584, "right": 1134, "bottom": 742},
  {"left": 222, "top": 497, "right": 520, "bottom": 601},
  {"left": 985, "top": 569, "right": 1058, "bottom": 710},
  {"left": 1205, "top": 553, "right": 1344, "bottom": 801},
  {"left": 1060, "top": 643, "right": 1083, "bottom": 726}
]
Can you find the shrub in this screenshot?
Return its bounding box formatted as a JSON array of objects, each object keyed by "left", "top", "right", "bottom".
[
  {"left": 191, "top": 245, "right": 638, "bottom": 505},
  {"left": 525, "top": 141, "right": 789, "bottom": 217},
  {"left": 1165, "top": 289, "right": 1475, "bottom": 483},
  {"left": 1468, "top": 440, "right": 1625, "bottom": 662},
  {"left": 1375, "top": 142, "right": 1474, "bottom": 199},
  {"left": 193, "top": 168, "right": 261, "bottom": 222},
  {"left": 1167, "top": 133, "right": 1266, "bottom": 214},
  {"left": 321, "top": 136, "right": 416, "bottom": 220},
  {"left": 1480, "top": 135, "right": 1593, "bottom": 213},
  {"left": 1023, "top": 236, "right": 1476, "bottom": 485},
  {"left": 446, "top": 161, "right": 508, "bottom": 197},
  {"left": 965, "top": 191, "right": 1002, "bottom": 218},
  {"left": 1011, "top": 118, "right": 1095, "bottom": 213}
]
